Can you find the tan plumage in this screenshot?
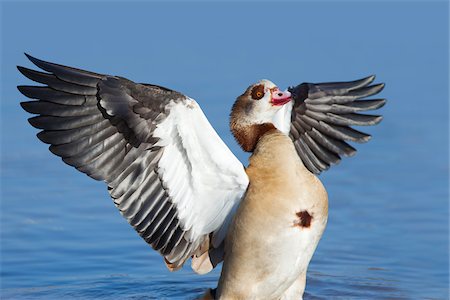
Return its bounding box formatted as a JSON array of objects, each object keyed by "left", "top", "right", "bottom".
[{"left": 216, "top": 129, "right": 328, "bottom": 299}]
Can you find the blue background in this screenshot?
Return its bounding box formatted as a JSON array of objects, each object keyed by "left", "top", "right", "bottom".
[{"left": 1, "top": 1, "right": 448, "bottom": 299}]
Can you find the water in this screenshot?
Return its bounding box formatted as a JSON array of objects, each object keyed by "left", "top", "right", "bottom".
[
  {"left": 2, "top": 123, "right": 447, "bottom": 299},
  {"left": 1, "top": 1, "right": 449, "bottom": 299}
]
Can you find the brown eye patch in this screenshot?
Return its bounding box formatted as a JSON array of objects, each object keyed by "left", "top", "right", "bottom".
[{"left": 251, "top": 84, "right": 265, "bottom": 100}]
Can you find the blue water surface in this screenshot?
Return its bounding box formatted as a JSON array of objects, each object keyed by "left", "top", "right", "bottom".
[{"left": 1, "top": 1, "right": 448, "bottom": 299}]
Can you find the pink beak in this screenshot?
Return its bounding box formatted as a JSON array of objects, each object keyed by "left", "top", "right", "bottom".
[{"left": 271, "top": 88, "right": 292, "bottom": 106}]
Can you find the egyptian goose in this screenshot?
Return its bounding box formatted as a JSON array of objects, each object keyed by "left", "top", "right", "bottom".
[{"left": 18, "top": 54, "right": 385, "bottom": 299}]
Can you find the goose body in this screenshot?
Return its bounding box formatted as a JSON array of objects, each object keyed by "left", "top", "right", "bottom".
[
  {"left": 18, "top": 54, "right": 385, "bottom": 299},
  {"left": 217, "top": 129, "right": 328, "bottom": 299}
]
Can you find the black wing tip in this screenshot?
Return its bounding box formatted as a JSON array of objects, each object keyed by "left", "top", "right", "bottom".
[
  {"left": 24, "top": 52, "right": 33, "bottom": 60},
  {"left": 17, "top": 65, "right": 28, "bottom": 74},
  {"left": 27, "top": 116, "right": 42, "bottom": 129},
  {"left": 23, "top": 53, "right": 53, "bottom": 73},
  {"left": 17, "top": 66, "right": 36, "bottom": 82},
  {"left": 20, "top": 101, "right": 34, "bottom": 113},
  {"left": 36, "top": 131, "right": 52, "bottom": 145},
  {"left": 24, "top": 52, "right": 43, "bottom": 66},
  {"left": 17, "top": 65, "right": 48, "bottom": 83},
  {"left": 17, "top": 85, "right": 29, "bottom": 96},
  {"left": 17, "top": 65, "right": 45, "bottom": 77},
  {"left": 23, "top": 52, "right": 105, "bottom": 80}
]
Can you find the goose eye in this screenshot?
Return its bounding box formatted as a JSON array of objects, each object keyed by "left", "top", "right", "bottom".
[{"left": 251, "top": 84, "right": 265, "bottom": 100}]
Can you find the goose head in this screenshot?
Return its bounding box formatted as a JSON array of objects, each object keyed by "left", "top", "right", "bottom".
[{"left": 230, "top": 79, "right": 292, "bottom": 152}]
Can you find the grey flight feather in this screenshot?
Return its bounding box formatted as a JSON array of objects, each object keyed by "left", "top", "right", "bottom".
[
  {"left": 18, "top": 54, "right": 205, "bottom": 269},
  {"left": 288, "top": 75, "right": 386, "bottom": 175}
]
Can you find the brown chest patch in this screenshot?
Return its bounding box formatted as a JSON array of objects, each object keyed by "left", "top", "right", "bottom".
[
  {"left": 294, "top": 210, "right": 312, "bottom": 228},
  {"left": 230, "top": 122, "right": 277, "bottom": 152}
]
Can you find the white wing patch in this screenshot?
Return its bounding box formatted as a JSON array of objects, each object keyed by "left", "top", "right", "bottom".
[{"left": 154, "top": 98, "right": 249, "bottom": 247}]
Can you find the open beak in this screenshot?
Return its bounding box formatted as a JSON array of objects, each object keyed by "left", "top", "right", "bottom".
[{"left": 271, "top": 88, "right": 292, "bottom": 106}]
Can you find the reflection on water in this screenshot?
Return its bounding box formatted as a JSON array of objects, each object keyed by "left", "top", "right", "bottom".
[{"left": 0, "top": 271, "right": 410, "bottom": 300}]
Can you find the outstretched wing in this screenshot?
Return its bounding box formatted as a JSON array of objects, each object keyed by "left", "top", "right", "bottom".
[
  {"left": 18, "top": 54, "right": 249, "bottom": 271},
  {"left": 274, "top": 75, "right": 385, "bottom": 175}
]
